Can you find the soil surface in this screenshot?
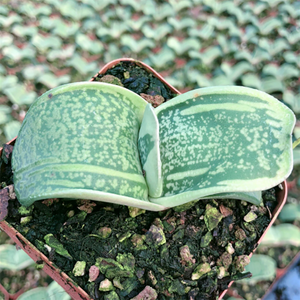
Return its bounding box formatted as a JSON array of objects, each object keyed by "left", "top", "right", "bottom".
[
  {"left": 91, "top": 61, "right": 177, "bottom": 106},
  {"left": 0, "top": 62, "right": 280, "bottom": 300}
]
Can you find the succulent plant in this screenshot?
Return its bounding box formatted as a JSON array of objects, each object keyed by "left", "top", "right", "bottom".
[{"left": 12, "top": 82, "right": 295, "bottom": 210}]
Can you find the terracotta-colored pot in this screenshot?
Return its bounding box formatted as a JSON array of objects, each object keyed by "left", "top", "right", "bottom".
[
  {"left": 90, "top": 57, "right": 181, "bottom": 96},
  {"left": 0, "top": 59, "right": 288, "bottom": 300}
]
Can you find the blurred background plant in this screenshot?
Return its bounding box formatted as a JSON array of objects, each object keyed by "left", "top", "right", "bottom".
[{"left": 0, "top": 0, "right": 300, "bottom": 299}]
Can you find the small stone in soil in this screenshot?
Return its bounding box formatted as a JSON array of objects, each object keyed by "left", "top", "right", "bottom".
[
  {"left": 204, "top": 204, "right": 224, "bottom": 231},
  {"left": 191, "top": 262, "right": 211, "bottom": 280},
  {"left": 244, "top": 211, "right": 258, "bottom": 222},
  {"left": 73, "top": 261, "right": 86, "bottom": 276}
]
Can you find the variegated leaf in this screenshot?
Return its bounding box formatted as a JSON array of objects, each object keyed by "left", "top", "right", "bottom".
[
  {"left": 12, "top": 82, "right": 165, "bottom": 211},
  {"left": 150, "top": 86, "right": 295, "bottom": 207}
]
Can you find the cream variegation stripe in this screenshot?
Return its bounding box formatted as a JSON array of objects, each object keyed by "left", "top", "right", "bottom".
[
  {"left": 166, "top": 167, "right": 210, "bottom": 181},
  {"left": 18, "top": 163, "right": 146, "bottom": 184},
  {"left": 180, "top": 103, "right": 256, "bottom": 115}
]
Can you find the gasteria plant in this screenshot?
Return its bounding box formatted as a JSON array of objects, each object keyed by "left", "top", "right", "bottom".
[{"left": 12, "top": 82, "right": 295, "bottom": 211}]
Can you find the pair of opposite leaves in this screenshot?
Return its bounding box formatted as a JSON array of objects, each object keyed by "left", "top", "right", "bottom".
[{"left": 12, "top": 82, "right": 295, "bottom": 211}]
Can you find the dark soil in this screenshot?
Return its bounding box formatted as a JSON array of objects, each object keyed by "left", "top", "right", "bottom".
[
  {"left": 0, "top": 61, "right": 280, "bottom": 300},
  {"left": 91, "top": 61, "right": 177, "bottom": 104}
]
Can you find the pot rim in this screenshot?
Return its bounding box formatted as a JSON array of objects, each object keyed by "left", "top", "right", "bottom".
[{"left": 90, "top": 57, "right": 181, "bottom": 96}]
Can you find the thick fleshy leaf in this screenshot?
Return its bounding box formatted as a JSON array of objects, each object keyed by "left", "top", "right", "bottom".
[
  {"left": 12, "top": 82, "right": 165, "bottom": 211},
  {"left": 167, "top": 37, "right": 201, "bottom": 55},
  {"left": 238, "top": 254, "right": 276, "bottom": 284},
  {"left": 2, "top": 45, "right": 36, "bottom": 61},
  {"left": 293, "top": 149, "right": 300, "bottom": 165},
  {"left": 3, "top": 84, "right": 37, "bottom": 105},
  {"left": 31, "top": 34, "right": 62, "bottom": 51},
  {"left": 150, "top": 86, "right": 295, "bottom": 207},
  {"left": 146, "top": 46, "right": 175, "bottom": 68},
  {"left": 0, "top": 105, "right": 12, "bottom": 125},
  {"left": 260, "top": 224, "right": 300, "bottom": 246},
  {"left": 66, "top": 54, "right": 98, "bottom": 75},
  {"left": 16, "top": 281, "right": 71, "bottom": 300},
  {"left": 0, "top": 244, "right": 34, "bottom": 270},
  {"left": 279, "top": 203, "right": 300, "bottom": 221},
  {"left": 202, "top": 191, "right": 262, "bottom": 206},
  {"left": 4, "top": 121, "right": 22, "bottom": 141},
  {"left": 37, "top": 73, "right": 71, "bottom": 89},
  {"left": 75, "top": 33, "right": 104, "bottom": 54},
  {"left": 52, "top": 20, "right": 80, "bottom": 38},
  {"left": 121, "top": 35, "right": 155, "bottom": 53},
  {"left": 138, "top": 104, "right": 162, "bottom": 198}
]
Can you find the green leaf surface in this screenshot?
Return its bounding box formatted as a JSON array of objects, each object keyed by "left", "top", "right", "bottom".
[
  {"left": 31, "top": 34, "right": 62, "bottom": 51},
  {"left": 0, "top": 33, "right": 13, "bottom": 48},
  {"left": 293, "top": 149, "right": 300, "bottom": 165},
  {"left": 57, "top": 0, "right": 94, "bottom": 20},
  {"left": 52, "top": 20, "right": 80, "bottom": 38},
  {"left": 96, "top": 22, "right": 129, "bottom": 39},
  {"left": 220, "top": 61, "right": 254, "bottom": 82},
  {"left": 284, "top": 52, "right": 300, "bottom": 68},
  {"left": 167, "top": 17, "right": 196, "bottom": 30},
  {"left": 142, "top": 24, "right": 173, "bottom": 41},
  {"left": 0, "top": 64, "right": 5, "bottom": 75},
  {"left": 16, "top": 281, "right": 71, "bottom": 300},
  {"left": 151, "top": 86, "right": 295, "bottom": 207},
  {"left": 0, "top": 14, "right": 22, "bottom": 27},
  {"left": 283, "top": 90, "right": 300, "bottom": 113},
  {"left": 75, "top": 33, "right": 104, "bottom": 53},
  {"left": 259, "top": 18, "right": 282, "bottom": 35},
  {"left": 145, "top": 3, "right": 174, "bottom": 20},
  {"left": 66, "top": 54, "right": 98, "bottom": 75},
  {"left": 47, "top": 45, "right": 75, "bottom": 61},
  {"left": 279, "top": 203, "right": 300, "bottom": 221},
  {"left": 81, "top": 0, "right": 117, "bottom": 11},
  {"left": 19, "top": 3, "right": 51, "bottom": 17},
  {"left": 168, "top": 0, "right": 192, "bottom": 12},
  {"left": 147, "top": 46, "right": 175, "bottom": 68},
  {"left": 0, "top": 75, "right": 18, "bottom": 91},
  {"left": 11, "top": 24, "right": 38, "bottom": 38},
  {"left": 2, "top": 45, "right": 36, "bottom": 61},
  {"left": 241, "top": 74, "right": 262, "bottom": 90},
  {"left": 4, "top": 84, "right": 37, "bottom": 105},
  {"left": 103, "top": 44, "right": 123, "bottom": 64},
  {"left": 238, "top": 254, "right": 276, "bottom": 284},
  {"left": 19, "top": 2, "right": 52, "bottom": 18},
  {"left": 0, "top": 6, "right": 8, "bottom": 15},
  {"left": 38, "top": 73, "right": 71, "bottom": 89},
  {"left": 0, "top": 105, "right": 12, "bottom": 125},
  {"left": 203, "top": 191, "right": 262, "bottom": 206},
  {"left": 0, "top": 244, "right": 34, "bottom": 271},
  {"left": 125, "top": 15, "right": 151, "bottom": 31},
  {"left": 22, "top": 65, "right": 50, "bottom": 80},
  {"left": 12, "top": 82, "right": 165, "bottom": 211},
  {"left": 261, "top": 77, "right": 284, "bottom": 93},
  {"left": 120, "top": 0, "right": 143, "bottom": 11},
  {"left": 138, "top": 104, "right": 162, "bottom": 198},
  {"left": 167, "top": 37, "right": 201, "bottom": 55},
  {"left": 4, "top": 121, "right": 22, "bottom": 141},
  {"left": 188, "top": 24, "right": 215, "bottom": 40},
  {"left": 260, "top": 224, "right": 300, "bottom": 246},
  {"left": 189, "top": 46, "right": 222, "bottom": 64},
  {"left": 39, "top": 16, "right": 59, "bottom": 30},
  {"left": 121, "top": 35, "right": 155, "bottom": 53}
]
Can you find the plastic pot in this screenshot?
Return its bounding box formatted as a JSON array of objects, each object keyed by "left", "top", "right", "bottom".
[{"left": 0, "top": 59, "right": 288, "bottom": 300}]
